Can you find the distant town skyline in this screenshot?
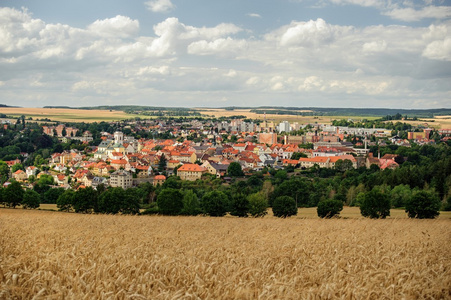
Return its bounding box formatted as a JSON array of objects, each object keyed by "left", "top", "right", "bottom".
[{"left": 0, "top": 0, "right": 450, "bottom": 109}]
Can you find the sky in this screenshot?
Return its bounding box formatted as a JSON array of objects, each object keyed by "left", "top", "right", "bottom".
[{"left": 0, "top": 0, "right": 450, "bottom": 109}]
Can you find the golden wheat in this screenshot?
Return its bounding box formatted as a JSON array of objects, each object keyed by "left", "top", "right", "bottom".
[{"left": 1, "top": 209, "right": 450, "bottom": 299}]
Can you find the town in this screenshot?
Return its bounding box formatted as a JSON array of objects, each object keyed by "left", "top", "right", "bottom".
[{"left": 1, "top": 114, "right": 450, "bottom": 198}]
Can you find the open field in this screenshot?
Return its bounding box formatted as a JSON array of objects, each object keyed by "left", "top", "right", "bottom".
[
  {"left": 197, "top": 108, "right": 380, "bottom": 124},
  {"left": 1, "top": 209, "right": 450, "bottom": 299},
  {"left": 0, "top": 107, "right": 141, "bottom": 123}
]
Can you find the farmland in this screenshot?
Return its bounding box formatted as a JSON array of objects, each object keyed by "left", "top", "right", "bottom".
[
  {"left": 0, "top": 107, "right": 141, "bottom": 123},
  {"left": 1, "top": 209, "right": 450, "bottom": 299}
]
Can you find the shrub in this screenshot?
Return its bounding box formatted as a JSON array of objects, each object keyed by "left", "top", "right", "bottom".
[
  {"left": 360, "top": 188, "right": 391, "bottom": 219},
  {"left": 272, "top": 196, "right": 297, "bottom": 218},
  {"left": 317, "top": 199, "right": 343, "bottom": 218},
  {"left": 405, "top": 190, "right": 440, "bottom": 219},
  {"left": 247, "top": 192, "right": 268, "bottom": 218}
]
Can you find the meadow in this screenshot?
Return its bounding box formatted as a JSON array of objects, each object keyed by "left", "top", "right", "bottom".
[{"left": 1, "top": 209, "right": 450, "bottom": 299}]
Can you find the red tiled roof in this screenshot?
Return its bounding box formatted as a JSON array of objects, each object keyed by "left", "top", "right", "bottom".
[{"left": 177, "top": 164, "right": 206, "bottom": 172}]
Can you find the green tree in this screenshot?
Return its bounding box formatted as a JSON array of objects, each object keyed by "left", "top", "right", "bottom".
[
  {"left": 247, "top": 192, "right": 268, "bottom": 217},
  {"left": 22, "top": 189, "right": 40, "bottom": 209},
  {"left": 157, "top": 188, "right": 184, "bottom": 215},
  {"left": 122, "top": 188, "right": 140, "bottom": 215},
  {"left": 42, "top": 188, "right": 65, "bottom": 204},
  {"left": 0, "top": 161, "right": 9, "bottom": 184},
  {"left": 272, "top": 195, "right": 297, "bottom": 218},
  {"left": 181, "top": 189, "right": 202, "bottom": 216},
  {"left": 317, "top": 199, "right": 343, "bottom": 218},
  {"left": 57, "top": 189, "right": 75, "bottom": 212},
  {"left": 4, "top": 181, "right": 24, "bottom": 208},
  {"left": 158, "top": 153, "right": 167, "bottom": 172},
  {"left": 11, "top": 163, "right": 24, "bottom": 173},
  {"left": 230, "top": 193, "right": 249, "bottom": 217},
  {"left": 334, "top": 159, "right": 354, "bottom": 172},
  {"left": 390, "top": 184, "right": 412, "bottom": 208},
  {"left": 202, "top": 190, "right": 229, "bottom": 217},
  {"left": 405, "top": 190, "right": 440, "bottom": 219},
  {"left": 227, "top": 162, "right": 244, "bottom": 177},
  {"left": 98, "top": 187, "right": 124, "bottom": 214},
  {"left": 360, "top": 188, "right": 391, "bottom": 219},
  {"left": 73, "top": 187, "right": 98, "bottom": 213}
]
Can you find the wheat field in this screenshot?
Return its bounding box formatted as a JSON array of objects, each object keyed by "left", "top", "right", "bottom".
[{"left": 1, "top": 209, "right": 450, "bottom": 299}]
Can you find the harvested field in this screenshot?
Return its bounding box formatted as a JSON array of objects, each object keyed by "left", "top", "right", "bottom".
[
  {"left": 1, "top": 209, "right": 450, "bottom": 299},
  {"left": 0, "top": 107, "right": 141, "bottom": 123}
]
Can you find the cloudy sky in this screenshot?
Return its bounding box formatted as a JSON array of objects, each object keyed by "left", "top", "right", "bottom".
[{"left": 0, "top": 0, "right": 450, "bottom": 109}]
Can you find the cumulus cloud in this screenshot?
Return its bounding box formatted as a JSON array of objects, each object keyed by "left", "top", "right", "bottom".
[
  {"left": 277, "top": 18, "right": 351, "bottom": 47},
  {"left": 422, "top": 38, "right": 451, "bottom": 61},
  {"left": 149, "top": 17, "right": 242, "bottom": 56},
  {"left": 87, "top": 15, "right": 139, "bottom": 38},
  {"left": 384, "top": 6, "right": 451, "bottom": 22},
  {"left": 145, "top": 0, "right": 175, "bottom": 13}
]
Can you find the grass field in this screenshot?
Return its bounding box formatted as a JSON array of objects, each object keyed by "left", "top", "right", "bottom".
[
  {"left": 0, "top": 107, "right": 142, "bottom": 123},
  {"left": 1, "top": 209, "right": 450, "bottom": 299}
]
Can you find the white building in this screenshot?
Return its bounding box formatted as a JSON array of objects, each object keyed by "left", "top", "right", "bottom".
[
  {"left": 278, "top": 121, "right": 291, "bottom": 133},
  {"left": 109, "top": 170, "right": 133, "bottom": 189}
]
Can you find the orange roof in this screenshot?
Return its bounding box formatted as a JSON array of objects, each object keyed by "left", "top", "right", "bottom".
[
  {"left": 154, "top": 175, "right": 166, "bottom": 180},
  {"left": 14, "top": 170, "right": 25, "bottom": 174},
  {"left": 110, "top": 159, "right": 127, "bottom": 165},
  {"left": 299, "top": 157, "right": 329, "bottom": 163},
  {"left": 329, "top": 155, "right": 356, "bottom": 163},
  {"left": 177, "top": 164, "right": 206, "bottom": 172}
]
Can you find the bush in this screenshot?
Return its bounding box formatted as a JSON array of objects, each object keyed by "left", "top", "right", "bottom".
[
  {"left": 405, "top": 190, "right": 440, "bottom": 219},
  {"left": 360, "top": 188, "right": 391, "bottom": 219},
  {"left": 272, "top": 196, "right": 297, "bottom": 218},
  {"left": 317, "top": 199, "right": 343, "bottom": 218},
  {"left": 141, "top": 202, "right": 159, "bottom": 215},
  {"left": 157, "top": 188, "right": 184, "bottom": 215},
  {"left": 201, "top": 190, "right": 229, "bottom": 217},
  {"left": 248, "top": 192, "right": 268, "bottom": 218},
  {"left": 230, "top": 193, "right": 249, "bottom": 217}
]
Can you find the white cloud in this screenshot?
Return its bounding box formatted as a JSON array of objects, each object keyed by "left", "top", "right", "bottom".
[
  {"left": 87, "top": 15, "right": 139, "bottom": 38},
  {"left": 362, "top": 40, "right": 387, "bottom": 53},
  {"left": 384, "top": 6, "right": 451, "bottom": 21},
  {"left": 247, "top": 13, "right": 262, "bottom": 18},
  {"left": 278, "top": 18, "right": 351, "bottom": 47},
  {"left": 187, "top": 38, "right": 247, "bottom": 56},
  {"left": 423, "top": 38, "right": 451, "bottom": 61},
  {"left": 145, "top": 0, "right": 175, "bottom": 13}
]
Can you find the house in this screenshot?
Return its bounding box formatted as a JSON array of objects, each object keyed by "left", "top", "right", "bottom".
[
  {"left": 26, "top": 166, "right": 38, "bottom": 178},
  {"left": 202, "top": 161, "right": 229, "bottom": 178},
  {"left": 92, "top": 177, "right": 108, "bottom": 189},
  {"left": 299, "top": 157, "right": 330, "bottom": 169},
  {"left": 54, "top": 174, "right": 69, "bottom": 185},
  {"left": 177, "top": 163, "right": 207, "bottom": 181},
  {"left": 12, "top": 170, "right": 27, "bottom": 182},
  {"left": 153, "top": 175, "right": 166, "bottom": 186}
]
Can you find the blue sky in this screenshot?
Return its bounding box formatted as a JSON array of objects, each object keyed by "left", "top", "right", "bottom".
[{"left": 0, "top": 0, "right": 450, "bottom": 108}]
